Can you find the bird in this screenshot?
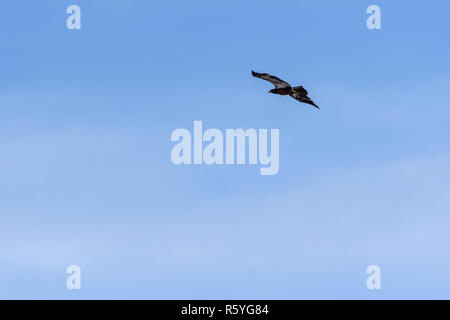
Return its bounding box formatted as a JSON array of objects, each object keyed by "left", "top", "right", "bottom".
[{"left": 252, "top": 70, "right": 319, "bottom": 109}]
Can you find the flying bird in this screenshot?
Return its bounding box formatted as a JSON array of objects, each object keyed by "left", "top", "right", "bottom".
[{"left": 252, "top": 71, "right": 319, "bottom": 109}]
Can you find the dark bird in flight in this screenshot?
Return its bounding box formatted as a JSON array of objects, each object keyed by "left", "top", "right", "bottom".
[{"left": 252, "top": 71, "right": 319, "bottom": 109}]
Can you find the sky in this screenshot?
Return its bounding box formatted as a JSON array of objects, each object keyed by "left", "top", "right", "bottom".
[{"left": 1, "top": 0, "right": 450, "bottom": 299}]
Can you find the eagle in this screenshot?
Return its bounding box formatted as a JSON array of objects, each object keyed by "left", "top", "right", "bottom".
[{"left": 252, "top": 71, "right": 319, "bottom": 109}]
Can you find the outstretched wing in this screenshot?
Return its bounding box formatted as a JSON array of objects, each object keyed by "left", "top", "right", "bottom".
[
  {"left": 252, "top": 70, "right": 291, "bottom": 89},
  {"left": 289, "top": 88, "right": 319, "bottom": 109},
  {"left": 292, "top": 86, "right": 308, "bottom": 96}
]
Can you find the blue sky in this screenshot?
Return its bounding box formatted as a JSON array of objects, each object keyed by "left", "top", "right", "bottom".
[{"left": 1, "top": 0, "right": 450, "bottom": 299}]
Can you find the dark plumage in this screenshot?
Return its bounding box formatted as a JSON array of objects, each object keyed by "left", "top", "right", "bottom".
[{"left": 252, "top": 71, "right": 319, "bottom": 109}]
